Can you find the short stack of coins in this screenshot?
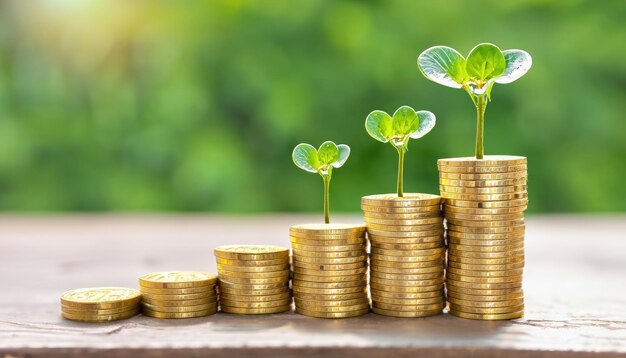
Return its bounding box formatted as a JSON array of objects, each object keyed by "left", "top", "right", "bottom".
[
  {"left": 290, "top": 224, "right": 370, "bottom": 318},
  {"left": 60, "top": 287, "right": 141, "bottom": 322},
  {"left": 438, "top": 155, "right": 527, "bottom": 320},
  {"left": 362, "top": 194, "right": 446, "bottom": 318},
  {"left": 214, "top": 245, "right": 292, "bottom": 314},
  {"left": 139, "top": 271, "right": 218, "bottom": 319}
]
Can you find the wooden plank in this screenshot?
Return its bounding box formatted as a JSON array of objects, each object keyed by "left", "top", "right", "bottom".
[{"left": 0, "top": 214, "right": 625, "bottom": 357}]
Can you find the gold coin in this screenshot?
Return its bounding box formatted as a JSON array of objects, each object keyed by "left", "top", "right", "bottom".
[
  {"left": 139, "top": 285, "right": 215, "bottom": 295},
  {"left": 446, "top": 279, "right": 522, "bottom": 290},
  {"left": 218, "top": 275, "right": 288, "bottom": 285},
  {"left": 448, "top": 254, "right": 525, "bottom": 266},
  {"left": 371, "top": 277, "right": 444, "bottom": 287},
  {"left": 291, "top": 243, "right": 365, "bottom": 252},
  {"left": 292, "top": 248, "right": 366, "bottom": 258},
  {"left": 292, "top": 266, "right": 367, "bottom": 276},
  {"left": 371, "top": 265, "right": 442, "bottom": 275},
  {"left": 216, "top": 263, "right": 290, "bottom": 273},
  {"left": 368, "top": 235, "right": 443, "bottom": 244},
  {"left": 60, "top": 287, "right": 141, "bottom": 310},
  {"left": 292, "top": 260, "right": 366, "bottom": 271},
  {"left": 446, "top": 267, "right": 524, "bottom": 278},
  {"left": 366, "top": 223, "right": 443, "bottom": 232},
  {"left": 364, "top": 217, "right": 443, "bottom": 226},
  {"left": 448, "top": 309, "right": 523, "bottom": 320},
  {"left": 443, "top": 198, "right": 528, "bottom": 208},
  {"left": 446, "top": 272, "right": 523, "bottom": 284},
  {"left": 292, "top": 286, "right": 366, "bottom": 295},
  {"left": 142, "top": 302, "right": 217, "bottom": 313},
  {"left": 294, "top": 302, "right": 369, "bottom": 313},
  {"left": 371, "top": 247, "right": 445, "bottom": 257},
  {"left": 372, "top": 296, "right": 443, "bottom": 306},
  {"left": 362, "top": 204, "right": 441, "bottom": 214},
  {"left": 438, "top": 156, "right": 527, "bottom": 166},
  {"left": 371, "top": 241, "right": 443, "bottom": 250},
  {"left": 449, "top": 243, "right": 524, "bottom": 253},
  {"left": 219, "top": 298, "right": 291, "bottom": 309},
  {"left": 371, "top": 271, "right": 443, "bottom": 281},
  {"left": 370, "top": 258, "right": 443, "bottom": 269},
  {"left": 289, "top": 231, "right": 365, "bottom": 240},
  {"left": 294, "top": 292, "right": 367, "bottom": 301},
  {"left": 440, "top": 178, "right": 527, "bottom": 188},
  {"left": 216, "top": 269, "right": 289, "bottom": 279},
  {"left": 292, "top": 273, "right": 366, "bottom": 283},
  {"left": 143, "top": 307, "right": 216, "bottom": 319},
  {"left": 141, "top": 297, "right": 217, "bottom": 307},
  {"left": 443, "top": 205, "right": 526, "bottom": 214},
  {"left": 447, "top": 237, "right": 524, "bottom": 247},
  {"left": 366, "top": 228, "right": 444, "bottom": 238},
  {"left": 446, "top": 289, "right": 524, "bottom": 302},
  {"left": 218, "top": 286, "right": 290, "bottom": 296},
  {"left": 449, "top": 303, "right": 524, "bottom": 314},
  {"left": 215, "top": 257, "right": 290, "bottom": 266},
  {"left": 214, "top": 245, "right": 289, "bottom": 260},
  {"left": 61, "top": 308, "right": 140, "bottom": 322},
  {"left": 220, "top": 304, "right": 292, "bottom": 315},
  {"left": 372, "top": 307, "right": 441, "bottom": 318},
  {"left": 442, "top": 191, "right": 528, "bottom": 201},
  {"left": 446, "top": 218, "right": 525, "bottom": 228},
  {"left": 370, "top": 252, "right": 444, "bottom": 262},
  {"left": 447, "top": 260, "right": 525, "bottom": 271},
  {"left": 446, "top": 231, "right": 525, "bottom": 240},
  {"left": 440, "top": 170, "right": 527, "bottom": 181},
  {"left": 447, "top": 296, "right": 524, "bottom": 308},
  {"left": 139, "top": 272, "right": 217, "bottom": 289},
  {"left": 447, "top": 225, "right": 525, "bottom": 234},
  {"left": 141, "top": 291, "right": 216, "bottom": 301},
  {"left": 445, "top": 212, "right": 525, "bottom": 222},
  {"left": 218, "top": 281, "right": 289, "bottom": 290},
  {"left": 293, "top": 255, "right": 367, "bottom": 265},
  {"left": 438, "top": 164, "right": 527, "bottom": 173},
  {"left": 296, "top": 307, "right": 369, "bottom": 318},
  {"left": 370, "top": 289, "right": 443, "bottom": 300},
  {"left": 448, "top": 248, "right": 524, "bottom": 259},
  {"left": 364, "top": 211, "right": 441, "bottom": 219},
  {"left": 292, "top": 279, "right": 366, "bottom": 289},
  {"left": 294, "top": 298, "right": 369, "bottom": 307},
  {"left": 446, "top": 284, "right": 523, "bottom": 296},
  {"left": 370, "top": 282, "right": 443, "bottom": 294},
  {"left": 290, "top": 236, "right": 365, "bottom": 246},
  {"left": 61, "top": 304, "right": 139, "bottom": 316},
  {"left": 372, "top": 301, "right": 444, "bottom": 312},
  {"left": 361, "top": 193, "right": 442, "bottom": 207},
  {"left": 289, "top": 223, "right": 366, "bottom": 235},
  {"left": 440, "top": 185, "right": 527, "bottom": 195}
]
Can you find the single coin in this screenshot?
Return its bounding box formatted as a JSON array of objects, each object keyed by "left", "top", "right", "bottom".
[
  {"left": 446, "top": 218, "right": 525, "bottom": 228},
  {"left": 446, "top": 290, "right": 524, "bottom": 302},
  {"left": 219, "top": 293, "right": 291, "bottom": 303},
  {"left": 216, "top": 263, "right": 290, "bottom": 273},
  {"left": 289, "top": 223, "right": 366, "bottom": 235},
  {"left": 370, "top": 258, "right": 443, "bottom": 269},
  {"left": 218, "top": 275, "right": 288, "bottom": 285},
  {"left": 371, "top": 271, "right": 443, "bottom": 281},
  {"left": 143, "top": 307, "right": 216, "bottom": 319},
  {"left": 366, "top": 223, "right": 443, "bottom": 232},
  {"left": 292, "top": 273, "right": 366, "bottom": 283},
  {"left": 372, "top": 307, "right": 441, "bottom": 318},
  {"left": 366, "top": 228, "right": 444, "bottom": 238},
  {"left": 361, "top": 193, "right": 442, "bottom": 207},
  {"left": 139, "top": 272, "right": 217, "bottom": 289},
  {"left": 372, "top": 296, "right": 443, "bottom": 306},
  {"left": 371, "top": 277, "right": 444, "bottom": 287},
  {"left": 60, "top": 287, "right": 141, "bottom": 310},
  {"left": 447, "top": 225, "right": 525, "bottom": 234},
  {"left": 442, "top": 191, "right": 528, "bottom": 202},
  {"left": 446, "top": 279, "right": 522, "bottom": 290},
  {"left": 294, "top": 302, "right": 370, "bottom": 313},
  {"left": 370, "top": 289, "right": 443, "bottom": 300},
  {"left": 371, "top": 241, "right": 443, "bottom": 251},
  {"left": 142, "top": 302, "right": 217, "bottom": 313},
  {"left": 218, "top": 281, "right": 289, "bottom": 291},
  {"left": 291, "top": 243, "right": 365, "bottom": 252},
  {"left": 448, "top": 309, "right": 523, "bottom": 320},
  {"left": 289, "top": 231, "right": 365, "bottom": 240},
  {"left": 61, "top": 308, "right": 140, "bottom": 322},
  {"left": 440, "top": 185, "right": 527, "bottom": 195},
  {"left": 372, "top": 265, "right": 443, "bottom": 275},
  {"left": 447, "top": 248, "right": 525, "bottom": 259},
  {"left": 293, "top": 255, "right": 367, "bottom": 265},
  {"left": 447, "top": 237, "right": 525, "bottom": 247},
  {"left": 440, "top": 178, "right": 527, "bottom": 188},
  {"left": 438, "top": 164, "right": 527, "bottom": 173},
  {"left": 370, "top": 282, "right": 443, "bottom": 294},
  {"left": 290, "top": 236, "right": 365, "bottom": 246},
  {"left": 295, "top": 298, "right": 369, "bottom": 307},
  {"left": 449, "top": 303, "right": 524, "bottom": 315},
  {"left": 61, "top": 304, "right": 139, "bottom": 316},
  {"left": 447, "top": 296, "right": 524, "bottom": 308},
  {"left": 220, "top": 304, "right": 292, "bottom": 315},
  {"left": 446, "top": 267, "right": 524, "bottom": 278},
  {"left": 371, "top": 247, "right": 445, "bottom": 257},
  {"left": 218, "top": 286, "right": 290, "bottom": 296},
  {"left": 447, "top": 252, "right": 523, "bottom": 264},
  {"left": 370, "top": 252, "right": 444, "bottom": 262},
  {"left": 364, "top": 217, "right": 443, "bottom": 226},
  {"left": 139, "top": 285, "right": 215, "bottom": 295},
  {"left": 219, "top": 298, "right": 291, "bottom": 309},
  {"left": 449, "top": 243, "right": 524, "bottom": 253},
  {"left": 372, "top": 301, "right": 444, "bottom": 312},
  {"left": 446, "top": 272, "right": 523, "bottom": 284},
  {"left": 445, "top": 212, "right": 525, "bottom": 222},
  {"left": 364, "top": 211, "right": 441, "bottom": 219},
  {"left": 292, "top": 286, "right": 366, "bottom": 295},
  {"left": 446, "top": 285, "right": 523, "bottom": 297},
  {"left": 292, "top": 261, "right": 366, "bottom": 271},
  {"left": 215, "top": 257, "right": 290, "bottom": 266},
  {"left": 141, "top": 296, "right": 216, "bottom": 307},
  {"left": 292, "top": 279, "right": 366, "bottom": 289},
  {"left": 292, "top": 266, "right": 367, "bottom": 276},
  {"left": 438, "top": 156, "right": 527, "bottom": 167},
  {"left": 440, "top": 171, "right": 527, "bottom": 181},
  {"left": 216, "top": 269, "right": 289, "bottom": 279},
  {"left": 446, "top": 231, "right": 525, "bottom": 240},
  {"left": 292, "top": 249, "right": 366, "bottom": 258},
  {"left": 296, "top": 307, "right": 369, "bottom": 318},
  {"left": 141, "top": 291, "right": 216, "bottom": 301},
  {"left": 447, "top": 260, "right": 525, "bottom": 271},
  {"left": 443, "top": 205, "right": 526, "bottom": 215},
  {"left": 362, "top": 204, "right": 441, "bottom": 214},
  {"left": 214, "top": 245, "right": 289, "bottom": 261},
  {"left": 368, "top": 235, "right": 443, "bottom": 244},
  {"left": 294, "top": 292, "right": 367, "bottom": 302},
  {"left": 443, "top": 198, "right": 528, "bottom": 209}
]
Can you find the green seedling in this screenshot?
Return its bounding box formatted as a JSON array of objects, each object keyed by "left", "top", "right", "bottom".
[
  {"left": 365, "top": 106, "right": 436, "bottom": 197},
  {"left": 292, "top": 141, "right": 350, "bottom": 224},
  {"left": 417, "top": 43, "right": 532, "bottom": 159}
]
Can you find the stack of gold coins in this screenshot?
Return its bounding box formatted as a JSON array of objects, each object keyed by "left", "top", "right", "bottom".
[
  {"left": 139, "top": 271, "right": 218, "bottom": 319},
  {"left": 290, "top": 224, "right": 369, "bottom": 318},
  {"left": 438, "top": 156, "right": 527, "bottom": 320},
  {"left": 214, "top": 245, "right": 292, "bottom": 314},
  {"left": 60, "top": 287, "right": 141, "bottom": 322},
  {"left": 362, "top": 194, "right": 446, "bottom": 318}
]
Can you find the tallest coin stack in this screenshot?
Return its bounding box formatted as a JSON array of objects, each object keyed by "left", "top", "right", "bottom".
[{"left": 438, "top": 156, "right": 527, "bottom": 320}]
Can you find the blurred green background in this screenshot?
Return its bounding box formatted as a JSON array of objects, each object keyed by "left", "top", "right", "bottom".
[{"left": 0, "top": 0, "right": 624, "bottom": 213}]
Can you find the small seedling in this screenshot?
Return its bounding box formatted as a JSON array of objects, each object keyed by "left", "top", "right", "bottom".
[
  {"left": 292, "top": 141, "right": 350, "bottom": 224},
  {"left": 365, "top": 106, "right": 435, "bottom": 197},
  {"left": 417, "top": 43, "right": 532, "bottom": 159}
]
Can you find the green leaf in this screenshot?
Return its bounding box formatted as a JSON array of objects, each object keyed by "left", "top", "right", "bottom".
[
  {"left": 292, "top": 143, "right": 319, "bottom": 173},
  {"left": 365, "top": 110, "right": 393, "bottom": 143},
  {"left": 496, "top": 49, "right": 532, "bottom": 84},
  {"left": 392, "top": 106, "right": 419, "bottom": 136},
  {"left": 465, "top": 43, "right": 506, "bottom": 82},
  {"left": 409, "top": 111, "right": 436, "bottom": 139},
  {"left": 333, "top": 144, "right": 350, "bottom": 168},
  {"left": 317, "top": 141, "right": 340, "bottom": 165},
  {"left": 417, "top": 46, "right": 467, "bottom": 88}
]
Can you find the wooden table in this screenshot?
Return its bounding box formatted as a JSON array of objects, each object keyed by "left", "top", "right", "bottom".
[{"left": 0, "top": 214, "right": 624, "bottom": 357}]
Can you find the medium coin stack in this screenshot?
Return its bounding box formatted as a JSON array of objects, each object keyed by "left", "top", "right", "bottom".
[
  {"left": 439, "top": 155, "right": 527, "bottom": 320},
  {"left": 139, "top": 271, "right": 218, "bottom": 319},
  {"left": 60, "top": 287, "right": 141, "bottom": 322},
  {"left": 290, "top": 224, "right": 370, "bottom": 318},
  {"left": 215, "top": 245, "right": 292, "bottom": 314},
  {"left": 362, "top": 194, "right": 446, "bottom": 318}
]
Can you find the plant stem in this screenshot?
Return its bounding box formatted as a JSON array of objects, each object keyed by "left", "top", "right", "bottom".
[
  {"left": 322, "top": 174, "right": 331, "bottom": 224},
  {"left": 396, "top": 146, "right": 406, "bottom": 197},
  {"left": 475, "top": 95, "right": 487, "bottom": 159}
]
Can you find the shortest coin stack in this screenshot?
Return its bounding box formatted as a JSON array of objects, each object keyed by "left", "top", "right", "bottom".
[
  {"left": 139, "top": 271, "right": 218, "bottom": 319},
  {"left": 61, "top": 287, "right": 141, "bottom": 322},
  {"left": 215, "top": 245, "right": 292, "bottom": 315},
  {"left": 290, "top": 223, "right": 370, "bottom": 319}
]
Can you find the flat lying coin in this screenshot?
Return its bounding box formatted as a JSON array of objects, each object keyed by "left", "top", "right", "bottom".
[
  {"left": 438, "top": 164, "right": 527, "bottom": 173},
  {"left": 446, "top": 267, "right": 524, "bottom": 278},
  {"left": 61, "top": 287, "right": 141, "bottom": 310},
  {"left": 289, "top": 223, "right": 366, "bottom": 235},
  {"left": 443, "top": 205, "right": 526, "bottom": 214},
  {"left": 293, "top": 255, "right": 367, "bottom": 265},
  {"left": 219, "top": 299, "right": 291, "bottom": 309},
  {"left": 216, "top": 263, "right": 290, "bottom": 273},
  {"left": 214, "top": 245, "right": 289, "bottom": 260},
  {"left": 141, "top": 297, "right": 217, "bottom": 307},
  {"left": 446, "top": 290, "right": 524, "bottom": 302},
  {"left": 143, "top": 307, "right": 216, "bottom": 319},
  {"left": 371, "top": 296, "right": 443, "bottom": 306},
  {"left": 370, "top": 289, "right": 443, "bottom": 300},
  {"left": 447, "top": 260, "right": 525, "bottom": 271},
  {"left": 372, "top": 301, "right": 444, "bottom": 312},
  {"left": 437, "top": 156, "right": 527, "bottom": 167},
  {"left": 142, "top": 302, "right": 218, "bottom": 313},
  {"left": 370, "top": 283, "right": 443, "bottom": 294},
  {"left": 371, "top": 241, "right": 443, "bottom": 250},
  {"left": 443, "top": 198, "right": 528, "bottom": 209},
  {"left": 440, "top": 185, "right": 527, "bottom": 195},
  {"left": 295, "top": 298, "right": 369, "bottom": 307},
  {"left": 364, "top": 211, "right": 442, "bottom": 219},
  {"left": 216, "top": 257, "right": 290, "bottom": 266},
  {"left": 139, "top": 272, "right": 217, "bottom": 289},
  {"left": 139, "top": 285, "right": 215, "bottom": 295},
  {"left": 449, "top": 303, "right": 524, "bottom": 314},
  {"left": 448, "top": 309, "right": 523, "bottom": 320},
  {"left": 296, "top": 307, "right": 369, "bottom": 318},
  {"left": 292, "top": 249, "right": 366, "bottom": 258},
  {"left": 361, "top": 193, "right": 442, "bottom": 207},
  {"left": 366, "top": 228, "right": 444, "bottom": 238},
  {"left": 62, "top": 308, "right": 140, "bottom": 322},
  {"left": 361, "top": 204, "right": 441, "bottom": 214},
  {"left": 447, "top": 296, "right": 524, "bottom": 308},
  {"left": 440, "top": 178, "right": 527, "bottom": 188},
  {"left": 220, "top": 304, "right": 292, "bottom": 315},
  {"left": 372, "top": 307, "right": 442, "bottom": 318},
  {"left": 290, "top": 237, "right": 365, "bottom": 246}
]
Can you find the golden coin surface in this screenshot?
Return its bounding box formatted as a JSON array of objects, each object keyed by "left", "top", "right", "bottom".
[
  {"left": 295, "top": 298, "right": 369, "bottom": 307},
  {"left": 447, "top": 225, "right": 525, "bottom": 234},
  {"left": 220, "top": 304, "right": 292, "bottom": 315},
  {"left": 294, "top": 302, "right": 369, "bottom": 313},
  {"left": 371, "top": 271, "right": 443, "bottom": 281},
  {"left": 371, "top": 247, "right": 444, "bottom": 257},
  {"left": 440, "top": 171, "right": 527, "bottom": 181},
  {"left": 446, "top": 279, "right": 522, "bottom": 290},
  {"left": 447, "top": 296, "right": 524, "bottom": 308},
  {"left": 371, "top": 241, "right": 443, "bottom": 251},
  {"left": 440, "top": 178, "right": 527, "bottom": 188},
  {"left": 449, "top": 243, "right": 524, "bottom": 253},
  {"left": 370, "top": 252, "right": 444, "bottom": 263},
  {"left": 446, "top": 267, "right": 524, "bottom": 278},
  {"left": 139, "top": 285, "right": 215, "bottom": 295},
  {"left": 290, "top": 236, "right": 365, "bottom": 246},
  {"left": 292, "top": 279, "right": 366, "bottom": 289},
  {"left": 292, "top": 286, "right": 366, "bottom": 295},
  {"left": 216, "top": 270, "right": 289, "bottom": 279},
  {"left": 61, "top": 305, "right": 139, "bottom": 316},
  {"left": 362, "top": 204, "right": 441, "bottom": 214},
  {"left": 293, "top": 255, "right": 367, "bottom": 265},
  {"left": 368, "top": 235, "right": 443, "bottom": 244},
  {"left": 448, "top": 248, "right": 525, "bottom": 259},
  {"left": 438, "top": 164, "right": 527, "bottom": 173},
  {"left": 218, "top": 281, "right": 289, "bottom": 290},
  {"left": 218, "top": 286, "right": 290, "bottom": 296},
  {"left": 445, "top": 212, "right": 525, "bottom": 222},
  {"left": 370, "top": 282, "right": 443, "bottom": 294},
  {"left": 143, "top": 307, "right": 216, "bottom": 319},
  {"left": 444, "top": 204, "right": 527, "bottom": 214},
  {"left": 371, "top": 289, "right": 443, "bottom": 300},
  {"left": 219, "top": 293, "right": 291, "bottom": 303},
  {"left": 291, "top": 243, "right": 365, "bottom": 252},
  {"left": 293, "top": 273, "right": 366, "bottom": 283},
  {"left": 372, "top": 265, "right": 443, "bottom": 275},
  {"left": 446, "top": 290, "right": 524, "bottom": 302},
  {"left": 366, "top": 223, "right": 443, "bottom": 232},
  {"left": 370, "top": 258, "right": 443, "bottom": 269},
  {"left": 440, "top": 185, "right": 527, "bottom": 195},
  {"left": 215, "top": 257, "right": 290, "bottom": 266},
  {"left": 214, "top": 245, "right": 289, "bottom": 260},
  {"left": 296, "top": 307, "right": 369, "bottom": 318},
  {"left": 288, "top": 231, "right": 365, "bottom": 240},
  {"left": 289, "top": 223, "right": 366, "bottom": 235},
  {"left": 219, "top": 298, "right": 291, "bottom": 309},
  {"left": 62, "top": 308, "right": 140, "bottom": 322},
  {"left": 292, "top": 266, "right": 367, "bottom": 276},
  {"left": 446, "top": 285, "right": 524, "bottom": 297},
  {"left": 366, "top": 228, "right": 444, "bottom": 238},
  {"left": 295, "top": 292, "right": 368, "bottom": 301},
  {"left": 372, "top": 301, "right": 444, "bottom": 312},
  {"left": 292, "top": 249, "right": 366, "bottom": 258},
  {"left": 141, "top": 297, "right": 217, "bottom": 307},
  {"left": 446, "top": 272, "right": 523, "bottom": 284},
  {"left": 142, "top": 302, "right": 217, "bottom": 313},
  {"left": 364, "top": 211, "right": 441, "bottom": 219},
  {"left": 447, "top": 260, "right": 525, "bottom": 271},
  {"left": 292, "top": 260, "right": 366, "bottom": 271},
  {"left": 60, "top": 287, "right": 141, "bottom": 309},
  {"left": 448, "top": 237, "right": 525, "bottom": 247},
  {"left": 218, "top": 275, "right": 288, "bottom": 285},
  {"left": 364, "top": 217, "right": 443, "bottom": 226},
  {"left": 141, "top": 292, "right": 216, "bottom": 301},
  {"left": 443, "top": 198, "right": 528, "bottom": 209},
  {"left": 372, "top": 296, "right": 443, "bottom": 306},
  {"left": 361, "top": 193, "right": 442, "bottom": 207},
  {"left": 446, "top": 231, "right": 525, "bottom": 240},
  {"left": 139, "top": 272, "right": 217, "bottom": 289},
  {"left": 449, "top": 303, "right": 524, "bottom": 314},
  {"left": 371, "top": 277, "right": 444, "bottom": 287},
  {"left": 438, "top": 156, "right": 527, "bottom": 166},
  {"left": 372, "top": 307, "right": 441, "bottom": 318},
  {"left": 446, "top": 218, "right": 525, "bottom": 228},
  {"left": 442, "top": 191, "right": 528, "bottom": 201},
  {"left": 216, "top": 263, "right": 290, "bottom": 273},
  {"left": 448, "top": 309, "right": 523, "bottom": 320}
]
